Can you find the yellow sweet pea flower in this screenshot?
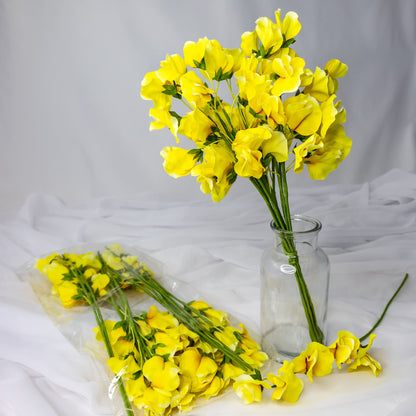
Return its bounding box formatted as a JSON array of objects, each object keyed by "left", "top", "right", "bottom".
[
  {"left": 303, "top": 63, "right": 345, "bottom": 103},
  {"left": 156, "top": 54, "right": 187, "bottom": 84},
  {"left": 191, "top": 141, "right": 234, "bottom": 202},
  {"left": 325, "top": 58, "right": 348, "bottom": 79},
  {"left": 292, "top": 342, "right": 334, "bottom": 382},
  {"left": 275, "top": 9, "right": 302, "bottom": 41},
  {"left": 177, "top": 108, "right": 215, "bottom": 146},
  {"left": 348, "top": 334, "right": 382, "bottom": 377},
  {"left": 271, "top": 53, "right": 305, "bottom": 96},
  {"left": 140, "top": 71, "right": 172, "bottom": 111},
  {"left": 305, "top": 123, "right": 352, "bottom": 180},
  {"left": 225, "top": 47, "right": 245, "bottom": 72},
  {"left": 134, "top": 386, "right": 171, "bottom": 416},
  {"left": 232, "top": 128, "right": 266, "bottom": 179},
  {"left": 125, "top": 375, "right": 147, "bottom": 401},
  {"left": 328, "top": 330, "right": 361, "bottom": 369},
  {"left": 91, "top": 273, "right": 110, "bottom": 296},
  {"left": 35, "top": 253, "right": 60, "bottom": 273},
  {"left": 160, "top": 146, "right": 198, "bottom": 178},
  {"left": 201, "top": 375, "right": 225, "bottom": 399},
  {"left": 170, "top": 377, "right": 195, "bottom": 412},
  {"left": 214, "top": 326, "right": 239, "bottom": 351},
  {"left": 222, "top": 362, "right": 245, "bottom": 386},
  {"left": 149, "top": 107, "right": 179, "bottom": 142},
  {"left": 153, "top": 328, "right": 184, "bottom": 358},
  {"left": 267, "top": 360, "right": 304, "bottom": 403},
  {"left": 232, "top": 125, "right": 288, "bottom": 179},
  {"left": 232, "top": 374, "right": 270, "bottom": 404},
  {"left": 320, "top": 95, "right": 338, "bottom": 137},
  {"left": 284, "top": 93, "right": 322, "bottom": 136},
  {"left": 236, "top": 72, "right": 271, "bottom": 114},
  {"left": 43, "top": 261, "right": 70, "bottom": 285},
  {"left": 183, "top": 37, "right": 209, "bottom": 68},
  {"left": 94, "top": 320, "right": 126, "bottom": 345},
  {"left": 241, "top": 30, "right": 258, "bottom": 57},
  {"left": 203, "top": 39, "right": 234, "bottom": 80},
  {"left": 56, "top": 281, "right": 79, "bottom": 308},
  {"left": 255, "top": 16, "right": 283, "bottom": 56},
  {"left": 147, "top": 305, "right": 179, "bottom": 330},
  {"left": 189, "top": 300, "right": 228, "bottom": 325},
  {"left": 261, "top": 95, "right": 286, "bottom": 129},
  {"left": 180, "top": 71, "right": 214, "bottom": 108},
  {"left": 293, "top": 134, "right": 324, "bottom": 174},
  {"left": 179, "top": 348, "right": 218, "bottom": 393},
  {"left": 107, "top": 354, "right": 141, "bottom": 378}
]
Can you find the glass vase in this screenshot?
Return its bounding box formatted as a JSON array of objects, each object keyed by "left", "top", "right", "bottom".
[{"left": 260, "top": 215, "right": 330, "bottom": 361}]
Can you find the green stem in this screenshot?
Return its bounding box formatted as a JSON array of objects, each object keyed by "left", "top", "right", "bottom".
[
  {"left": 100, "top": 252, "right": 254, "bottom": 372},
  {"left": 259, "top": 167, "right": 324, "bottom": 344},
  {"left": 359, "top": 273, "right": 409, "bottom": 342},
  {"left": 74, "top": 269, "right": 134, "bottom": 416}
]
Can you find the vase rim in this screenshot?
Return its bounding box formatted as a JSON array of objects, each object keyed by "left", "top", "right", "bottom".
[{"left": 270, "top": 214, "right": 322, "bottom": 234}]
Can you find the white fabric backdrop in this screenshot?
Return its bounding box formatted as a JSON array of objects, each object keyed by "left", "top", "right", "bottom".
[
  {"left": 1, "top": 0, "right": 415, "bottom": 211},
  {"left": 0, "top": 168, "right": 415, "bottom": 415}
]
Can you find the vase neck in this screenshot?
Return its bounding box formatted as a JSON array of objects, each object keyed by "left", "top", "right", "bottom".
[{"left": 271, "top": 215, "right": 321, "bottom": 249}]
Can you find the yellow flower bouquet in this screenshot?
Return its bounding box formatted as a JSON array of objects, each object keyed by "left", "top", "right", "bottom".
[
  {"left": 140, "top": 9, "right": 351, "bottom": 350},
  {"left": 28, "top": 243, "right": 401, "bottom": 415}
]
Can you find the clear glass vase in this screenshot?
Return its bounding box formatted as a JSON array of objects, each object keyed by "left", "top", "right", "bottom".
[{"left": 260, "top": 215, "right": 330, "bottom": 361}]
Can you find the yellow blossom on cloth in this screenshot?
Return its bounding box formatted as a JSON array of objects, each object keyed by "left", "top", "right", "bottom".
[
  {"left": 268, "top": 361, "right": 304, "bottom": 403},
  {"left": 160, "top": 146, "right": 198, "bottom": 178},
  {"left": 348, "top": 334, "right": 383, "bottom": 377},
  {"left": 328, "top": 330, "right": 361, "bottom": 368},
  {"left": 232, "top": 374, "right": 270, "bottom": 404},
  {"left": 292, "top": 342, "right": 334, "bottom": 382}
]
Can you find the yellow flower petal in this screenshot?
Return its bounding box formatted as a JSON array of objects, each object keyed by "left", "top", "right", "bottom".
[
  {"left": 160, "top": 146, "right": 198, "bottom": 179},
  {"left": 284, "top": 94, "right": 322, "bottom": 136}
]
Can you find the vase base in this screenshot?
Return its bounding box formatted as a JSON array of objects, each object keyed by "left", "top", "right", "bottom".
[{"left": 262, "top": 324, "right": 310, "bottom": 362}]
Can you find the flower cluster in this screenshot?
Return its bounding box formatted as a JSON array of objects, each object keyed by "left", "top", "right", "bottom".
[
  {"left": 35, "top": 245, "right": 386, "bottom": 414},
  {"left": 141, "top": 9, "right": 352, "bottom": 203},
  {"left": 95, "top": 302, "right": 268, "bottom": 415},
  {"left": 235, "top": 330, "right": 382, "bottom": 405}
]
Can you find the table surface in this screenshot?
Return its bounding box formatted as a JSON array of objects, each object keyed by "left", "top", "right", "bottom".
[{"left": 1, "top": 168, "right": 415, "bottom": 416}]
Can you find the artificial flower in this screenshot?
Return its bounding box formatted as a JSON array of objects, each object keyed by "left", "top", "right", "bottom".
[
  {"left": 328, "top": 330, "right": 361, "bottom": 368},
  {"left": 292, "top": 342, "right": 334, "bottom": 382},
  {"left": 284, "top": 93, "right": 322, "bottom": 136},
  {"left": 180, "top": 71, "right": 214, "bottom": 108},
  {"left": 177, "top": 108, "right": 215, "bottom": 146},
  {"left": 191, "top": 141, "right": 234, "bottom": 202},
  {"left": 268, "top": 360, "right": 303, "bottom": 403},
  {"left": 348, "top": 334, "right": 382, "bottom": 377},
  {"left": 232, "top": 374, "right": 270, "bottom": 404},
  {"left": 160, "top": 146, "right": 198, "bottom": 178}
]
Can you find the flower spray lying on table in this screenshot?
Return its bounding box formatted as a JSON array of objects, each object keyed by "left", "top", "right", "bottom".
[{"left": 34, "top": 243, "right": 405, "bottom": 416}]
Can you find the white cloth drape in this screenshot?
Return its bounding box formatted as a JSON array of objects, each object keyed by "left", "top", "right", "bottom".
[{"left": 1, "top": 168, "right": 415, "bottom": 415}]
